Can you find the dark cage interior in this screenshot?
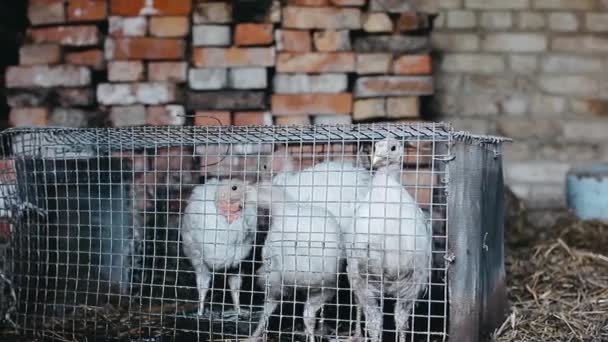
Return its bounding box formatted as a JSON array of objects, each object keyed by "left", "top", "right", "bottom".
[{"left": 0, "top": 124, "right": 450, "bottom": 342}]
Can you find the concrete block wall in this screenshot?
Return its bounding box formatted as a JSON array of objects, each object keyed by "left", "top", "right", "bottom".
[
  {"left": 5, "top": 0, "right": 437, "bottom": 129},
  {"left": 434, "top": 0, "right": 608, "bottom": 209}
]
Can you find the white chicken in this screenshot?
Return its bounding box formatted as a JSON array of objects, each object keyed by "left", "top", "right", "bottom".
[
  {"left": 347, "top": 138, "right": 432, "bottom": 342},
  {"left": 245, "top": 182, "right": 343, "bottom": 342},
  {"left": 272, "top": 160, "right": 371, "bottom": 235},
  {"left": 181, "top": 178, "right": 257, "bottom": 315}
]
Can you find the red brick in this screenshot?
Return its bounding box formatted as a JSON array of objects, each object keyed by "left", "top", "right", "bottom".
[
  {"left": 392, "top": 55, "right": 432, "bottom": 75},
  {"left": 0, "top": 223, "right": 10, "bottom": 239},
  {"left": 147, "top": 105, "right": 186, "bottom": 126},
  {"left": 6, "top": 65, "right": 90, "bottom": 88},
  {"left": 404, "top": 141, "right": 433, "bottom": 166},
  {"left": 276, "top": 30, "right": 311, "bottom": 52},
  {"left": 19, "top": 44, "right": 62, "bottom": 65},
  {"left": 194, "top": 111, "right": 232, "bottom": 126},
  {"left": 108, "top": 61, "right": 144, "bottom": 81},
  {"left": 148, "top": 62, "right": 188, "bottom": 82},
  {"left": 9, "top": 108, "right": 49, "bottom": 127},
  {"left": 192, "top": 47, "right": 275, "bottom": 68},
  {"left": 29, "top": 0, "right": 65, "bottom": 26},
  {"left": 65, "top": 49, "right": 105, "bottom": 70},
  {"left": 353, "top": 98, "right": 385, "bottom": 120},
  {"left": 233, "top": 112, "right": 272, "bottom": 126},
  {"left": 149, "top": 16, "right": 190, "bottom": 37},
  {"left": 277, "top": 52, "right": 355, "bottom": 72},
  {"left": 362, "top": 12, "right": 393, "bottom": 32},
  {"left": 356, "top": 53, "right": 392, "bottom": 74},
  {"left": 386, "top": 97, "right": 420, "bottom": 118},
  {"left": 275, "top": 115, "right": 311, "bottom": 125},
  {"left": 234, "top": 23, "right": 274, "bottom": 46},
  {"left": 283, "top": 6, "right": 361, "bottom": 29},
  {"left": 313, "top": 30, "right": 351, "bottom": 51},
  {"left": 355, "top": 76, "right": 434, "bottom": 97},
  {"left": 271, "top": 93, "right": 353, "bottom": 115},
  {"left": 106, "top": 38, "right": 185, "bottom": 60},
  {"left": 397, "top": 11, "right": 420, "bottom": 31},
  {"left": 28, "top": 25, "right": 100, "bottom": 46},
  {"left": 68, "top": 0, "right": 107, "bottom": 22},
  {"left": 0, "top": 160, "right": 16, "bottom": 184},
  {"left": 402, "top": 170, "right": 436, "bottom": 208},
  {"left": 329, "top": 143, "right": 356, "bottom": 154},
  {"left": 288, "top": 0, "right": 329, "bottom": 5},
  {"left": 110, "top": 0, "right": 191, "bottom": 16},
  {"left": 288, "top": 144, "right": 325, "bottom": 155},
  {"left": 153, "top": 147, "right": 193, "bottom": 171}
]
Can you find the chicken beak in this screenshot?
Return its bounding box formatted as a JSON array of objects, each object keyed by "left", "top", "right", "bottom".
[{"left": 371, "top": 155, "right": 383, "bottom": 168}]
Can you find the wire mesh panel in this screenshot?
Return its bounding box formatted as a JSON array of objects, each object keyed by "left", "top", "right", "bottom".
[{"left": 0, "top": 123, "right": 452, "bottom": 342}]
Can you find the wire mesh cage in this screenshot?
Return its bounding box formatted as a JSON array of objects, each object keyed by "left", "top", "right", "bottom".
[{"left": 0, "top": 123, "right": 508, "bottom": 342}]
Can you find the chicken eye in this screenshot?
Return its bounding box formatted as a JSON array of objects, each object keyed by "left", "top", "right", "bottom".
[
  {"left": 232, "top": 185, "right": 238, "bottom": 191},
  {"left": 263, "top": 164, "right": 268, "bottom": 170},
  {"left": 391, "top": 145, "right": 397, "bottom": 151}
]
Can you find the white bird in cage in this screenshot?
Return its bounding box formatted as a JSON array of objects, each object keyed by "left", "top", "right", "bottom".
[
  {"left": 271, "top": 160, "right": 371, "bottom": 233},
  {"left": 347, "top": 138, "right": 432, "bottom": 342},
  {"left": 245, "top": 182, "right": 343, "bottom": 342},
  {"left": 181, "top": 178, "right": 257, "bottom": 315},
  {"left": 198, "top": 144, "right": 282, "bottom": 181}
]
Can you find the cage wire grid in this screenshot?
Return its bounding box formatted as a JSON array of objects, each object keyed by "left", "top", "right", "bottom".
[{"left": 0, "top": 123, "right": 452, "bottom": 342}]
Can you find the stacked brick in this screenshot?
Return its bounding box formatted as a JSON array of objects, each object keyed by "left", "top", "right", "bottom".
[
  {"left": 271, "top": 0, "right": 435, "bottom": 125},
  {"left": 272, "top": 3, "right": 357, "bottom": 125},
  {"left": 352, "top": 0, "right": 434, "bottom": 122},
  {"left": 5, "top": 0, "right": 437, "bottom": 129},
  {"left": 187, "top": 0, "right": 276, "bottom": 127},
  {"left": 6, "top": 0, "right": 107, "bottom": 127},
  {"left": 100, "top": 0, "right": 190, "bottom": 127}
]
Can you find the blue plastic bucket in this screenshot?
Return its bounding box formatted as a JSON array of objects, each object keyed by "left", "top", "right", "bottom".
[{"left": 566, "top": 163, "right": 608, "bottom": 221}]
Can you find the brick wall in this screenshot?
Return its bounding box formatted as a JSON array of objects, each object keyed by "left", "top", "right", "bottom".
[
  {"left": 5, "top": 0, "right": 436, "bottom": 129},
  {"left": 433, "top": 0, "right": 608, "bottom": 209},
  {"left": 8, "top": 0, "right": 605, "bottom": 209}
]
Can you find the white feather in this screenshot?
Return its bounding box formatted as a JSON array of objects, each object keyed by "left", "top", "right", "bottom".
[
  {"left": 247, "top": 185, "right": 342, "bottom": 342},
  {"left": 272, "top": 161, "right": 371, "bottom": 234},
  {"left": 348, "top": 138, "right": 432, "bottom": 342},
  {"left": 181, "top": 178, "right": 257, "bottom": 315}
]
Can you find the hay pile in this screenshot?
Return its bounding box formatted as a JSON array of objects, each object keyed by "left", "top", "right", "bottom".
[{"left": 494, "top": 192, "right": 608, "bottom": 341}]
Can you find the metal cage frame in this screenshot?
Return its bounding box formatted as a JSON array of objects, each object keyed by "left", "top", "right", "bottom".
[{"left": 0, "top": 122, "right": 509, "bottom": 342}]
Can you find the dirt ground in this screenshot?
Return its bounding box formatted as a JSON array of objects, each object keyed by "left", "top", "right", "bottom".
[
  {"left": 493, "top": 190, "right": 608, "bottom": 342},
  {"left": 1, "top": 190, "right": 607, "bottom": 342}
]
